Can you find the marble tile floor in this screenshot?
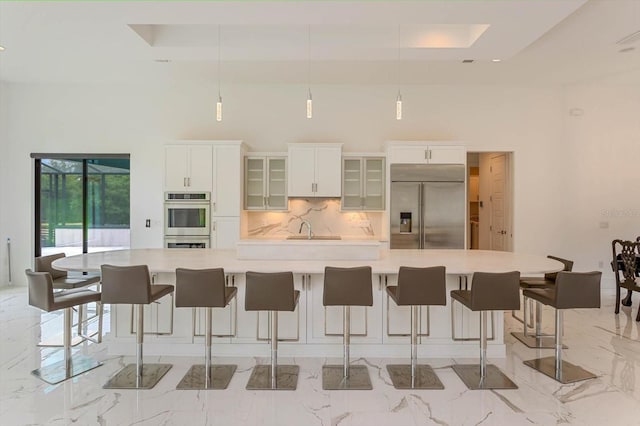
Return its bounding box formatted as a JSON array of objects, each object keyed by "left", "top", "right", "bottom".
[{"left": 2, "top": 285, "right": 640, "bottom": 426}]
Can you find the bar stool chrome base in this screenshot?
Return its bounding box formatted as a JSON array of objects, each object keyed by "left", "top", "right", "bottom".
[
  {"left": 386, "top": 364, "right": 444, "bottom": 390},
  {"left": 103, "top": 363, "right": 172, "bottom": 389},
  {"left": 322, "top": 365, "right": 372, "bottom": 390},
  {"left": 32, "top": 354, "right": 102, "bottom": 385},
  {"left": 177, "top": 364, "right": 236, "bottom": 390},
  {"left": 452, "top": 364, "right": 518, "bottom": 390},
  {"left": 246, "top": 365, "right": 299, "bottom": 390},
  {"left": 523, "top": 356, "right": 596, "bottom": 384},
  {"left": 511, "top": 332, "right": 566, "bottom": 349}
]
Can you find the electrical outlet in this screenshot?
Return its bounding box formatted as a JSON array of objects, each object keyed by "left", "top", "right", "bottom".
[
  {"left": 599, "top": 221, "right": 609, "bottom": 229},
  {"left": 358, "top": 220, "right": 371, "bottom": 227}
]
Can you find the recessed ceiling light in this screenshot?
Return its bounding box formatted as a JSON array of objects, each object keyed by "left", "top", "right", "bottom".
[
  {"left": 0, "top": 46, "right": 5, "bottom": 52},
  {"left": 492, "top": 58, "right": 501, "bottom": 63},
  {"left": 154, "top": 59, "right": 170, "bottom": 63},
  {"left": 462, "top": 59, "right": 474, "bottom": 63}
]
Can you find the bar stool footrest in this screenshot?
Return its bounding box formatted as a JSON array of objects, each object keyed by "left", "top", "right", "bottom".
[
  {"left": 322, "top": 365, "right": 372, "bottom": 390},
  {"left": 386, "top": 364, "right": 444, "bottom": 389},
  {"left": 177, "top": 364, "right": 237, "bottom": 390},
  {"left": 511, "top": 332, "right": 568, "bottom": 349},
  {"left": 31, "top": 354, "right": 102, "bottom": 385},
  {"left": 103, "top": 363, "right": 172, "bottom": 389},
  {"left": 452, "top": 364, "right": 518, "bottom": 390},
  {"left": 523, "top": 356, "right": 596, "bottom": 384},
  {"left": 246, "top": 365, "right": 299, "bottom": 390}
]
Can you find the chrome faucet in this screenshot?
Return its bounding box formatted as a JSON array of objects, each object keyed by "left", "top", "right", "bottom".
[{"left": 299, "top": 219, "right": 312, "bottom": 239}]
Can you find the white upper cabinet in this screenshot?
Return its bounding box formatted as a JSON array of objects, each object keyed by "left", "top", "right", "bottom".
[
  {"left": 212, "top": 143, "right": 244, "bottom": 217},
  {"left": 288, "top": 143, "right": 342, "bottom": 197},
  {"left": 387, "top": 143, "right": 465, "bottom": 165},
  {"left": 244, "top": 155, "right": 288, "bottom": 210},
  {"left": 164, "top": 145, "right": 213, "bottom": 191},
  {"left": 342, "top": 156, "right": 385, "bottom": 211}
]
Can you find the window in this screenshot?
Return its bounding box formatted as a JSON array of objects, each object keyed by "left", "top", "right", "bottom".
[{"left": 33, "top": 154, "right": 130, "bottom": 257}]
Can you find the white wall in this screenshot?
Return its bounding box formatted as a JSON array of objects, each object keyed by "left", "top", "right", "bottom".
[
  {"left": 0, "top": 79, "right": 637, "bottom": 287},
  {"left": 0, "top": 83, "right": 7, "bottom": 284}
]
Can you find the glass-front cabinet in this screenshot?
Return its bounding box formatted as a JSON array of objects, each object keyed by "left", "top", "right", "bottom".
[
  {"left": 341, "top": 156, "right": 385, "bottom": 210},
  {"left": 244, "top": 156, "right": 287, "bottom": 210}
]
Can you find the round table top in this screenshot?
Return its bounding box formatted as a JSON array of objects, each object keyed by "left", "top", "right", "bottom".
[{"left": 53, "top": 248, "right": 563, "bottom": 276}]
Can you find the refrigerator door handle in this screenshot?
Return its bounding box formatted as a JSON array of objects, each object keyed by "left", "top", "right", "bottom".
[{"left": 419, "top": 182, "right": 424, "bottom": 249}]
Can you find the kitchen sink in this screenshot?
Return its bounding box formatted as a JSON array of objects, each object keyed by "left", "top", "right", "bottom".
[{"left": 286, "top": 235, "right": 342, "bottom": 240}]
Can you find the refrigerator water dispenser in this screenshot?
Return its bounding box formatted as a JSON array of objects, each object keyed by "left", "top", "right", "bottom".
[{"left": 400, "top": 212, "right": 412, "bottom": 233}]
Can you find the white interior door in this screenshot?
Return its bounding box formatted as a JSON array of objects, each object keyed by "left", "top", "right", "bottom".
[{"left": 489, "top": 154, "right": 507, "bottom": 251}]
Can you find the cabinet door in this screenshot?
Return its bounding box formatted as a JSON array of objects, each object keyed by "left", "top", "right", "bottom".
[
  {"left": 267, "top": 157, "right": 287, "bottom": 210},
  {"left": 211, "top": 216, "right": 239, "bottom": 249},
  {"left": 213, "top": 145, "right": 242, "bottom": 216},
  {"left": 388, "top": 145, "right": 428, "bottom": 164},
  {"left": 314, "top": 146, "right": 342, "bottom": 196},
  {"left": 164, "top": 146, "right": 189, "bottom": 190},
  {"left": 428, "top": 146, "right": 466, "bottom": 164},
  {"left": 188, "top": 145, "right": 213, "bottom": 191},
  {"left": 363, "top": 157, "right": 385, "bottom": 210},
  {"left": 342, "top": 158, "right": 362, "bottom": 210},
  {"left": 288, "top": 146, "right": 316, "bottom": 196},
  {"left": 245, "top": 157, "right": 266, "bottom": 209}
]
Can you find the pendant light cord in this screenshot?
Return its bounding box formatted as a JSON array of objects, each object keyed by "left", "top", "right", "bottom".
[
  {"left": 217, "top": 24, "right": 221, "bottom": 99},
  {"left": 307, "top": 24, "right": 311, "bottom": 98}
]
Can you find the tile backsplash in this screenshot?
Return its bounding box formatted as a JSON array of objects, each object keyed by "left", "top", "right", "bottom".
[{"left": 245, "top": 199, "right": 384, "bottom": 239}]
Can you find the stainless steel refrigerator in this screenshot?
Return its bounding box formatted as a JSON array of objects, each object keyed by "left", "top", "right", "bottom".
[{"left": 390, "top": 164, "right": 465, "bottom": 249}]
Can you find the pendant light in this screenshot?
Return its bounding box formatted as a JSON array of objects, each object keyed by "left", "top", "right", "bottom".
[
  {"left": 396, "top": 24, "right": 402, "bottom": 120},
  {"left": 306, "top": 25, "right": 313, "bottom": 119},
  {"left": 216, "top": 24, "right": 223, "bottom": 122}
]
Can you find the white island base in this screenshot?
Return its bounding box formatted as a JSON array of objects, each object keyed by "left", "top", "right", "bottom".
[{"left": 53, "top": 249, "right": 562, "bottom": 360}]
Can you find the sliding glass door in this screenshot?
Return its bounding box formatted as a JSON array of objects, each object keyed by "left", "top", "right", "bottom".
[{"left": 34, "top": 155, "right": 130, "bottom": 257}]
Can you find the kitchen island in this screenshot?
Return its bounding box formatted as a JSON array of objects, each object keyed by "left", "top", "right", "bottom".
[{"left": 54, "top": 248, "right": 561, "bottom": 359}]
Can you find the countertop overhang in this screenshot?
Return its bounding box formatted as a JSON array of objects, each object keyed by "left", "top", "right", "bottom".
[{"left": 54, "top": 248, "right": 563, "bottom": 276}]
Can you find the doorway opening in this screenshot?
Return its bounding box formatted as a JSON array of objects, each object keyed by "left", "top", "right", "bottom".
[{"left": 467, "top": 152, "right": 513, "bottom": 251}]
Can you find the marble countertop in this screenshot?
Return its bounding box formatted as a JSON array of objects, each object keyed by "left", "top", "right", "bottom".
[{"left": 54, "top": 248, "right": 562, "bottom": 276}]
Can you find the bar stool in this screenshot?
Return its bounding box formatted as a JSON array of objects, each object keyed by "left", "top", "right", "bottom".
[
  {"left": 35, "top": 253, "right": 103, "bottom": 344},
  {"left": 523, "top": 271, "right": 601, "bottom": 383},
  {"left": 512, "top": 256, "right": 573, "bottom": 349},
  {"left": 386, "top": 266, "right": 446, "bottom": 389},
  {"left": 26, "top": 269, "right": 102, "bottom": 385},
  {"left": 174, "top": 268, "right": 237, "bottom": 389},
  {"left": 323, "top": 266, "right": 373, "bottom": 390},
  {"left": 101, "top": 264, "right": 174, "bottom": 389},
  {"left": 245, "top": 271, "right": 300, "bottom": 390},
  {"left": 451, "top": 271, "right": 520, "bottom": 390}
]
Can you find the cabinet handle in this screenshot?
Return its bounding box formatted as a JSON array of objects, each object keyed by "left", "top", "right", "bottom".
[
  {"left": 428, "top": 149, "right": 432, "bottom": 160},
  {"left": 302, "top": 274, "right": 305, "bottom": 290},
  {"left": 212, "top": 221, "right": 216, "bottom": 231},
  {"left": 424, "top": 150, "right": 428, "bottom": 160},
  {"left": 183, "top": 177, "right": 187, "bottom": 187},
  {"left": 188, "top": 177, "right": 191, "bottom": 186},
  {"left": 378, "top": 275, "right": 382, "bottom": 291},
  {"left": 212, "top": 202, "right": 216, "bottom": 212}
]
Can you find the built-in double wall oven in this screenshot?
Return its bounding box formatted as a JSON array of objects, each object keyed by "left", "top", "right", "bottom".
[{"left": 164, "top": 192, "right": 210, "bottom": 248}]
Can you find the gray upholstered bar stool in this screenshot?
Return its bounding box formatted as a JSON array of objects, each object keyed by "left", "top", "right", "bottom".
[
  {"left": 386, "top": 266, "right": 446, "bottom": 389},
  {"left": 512, "top": 256, "right": 573, "bottom": 349},
  {"left": 451, "top": 271, "right": 520, "bottom": 390},
  {"left": 175, "top": 268, "right": 237, "bottom": 390},
  {"left": 523, "top": 271, "right": 601, "bottom": 384},
  {"left": 323, "top": 266, "right": 373, "bottom": 390},
  {"left": 35, "top": 253, "right": 103, "bottom": 344},
  {"left": 245, "top": 271, "right": 300, "bottom": 390},
  {"left": 26, "top": 269, "right": 102, "bottom": 385},
  {"left": 101, "top": 264, "right": 174, "bottom": 389}
]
